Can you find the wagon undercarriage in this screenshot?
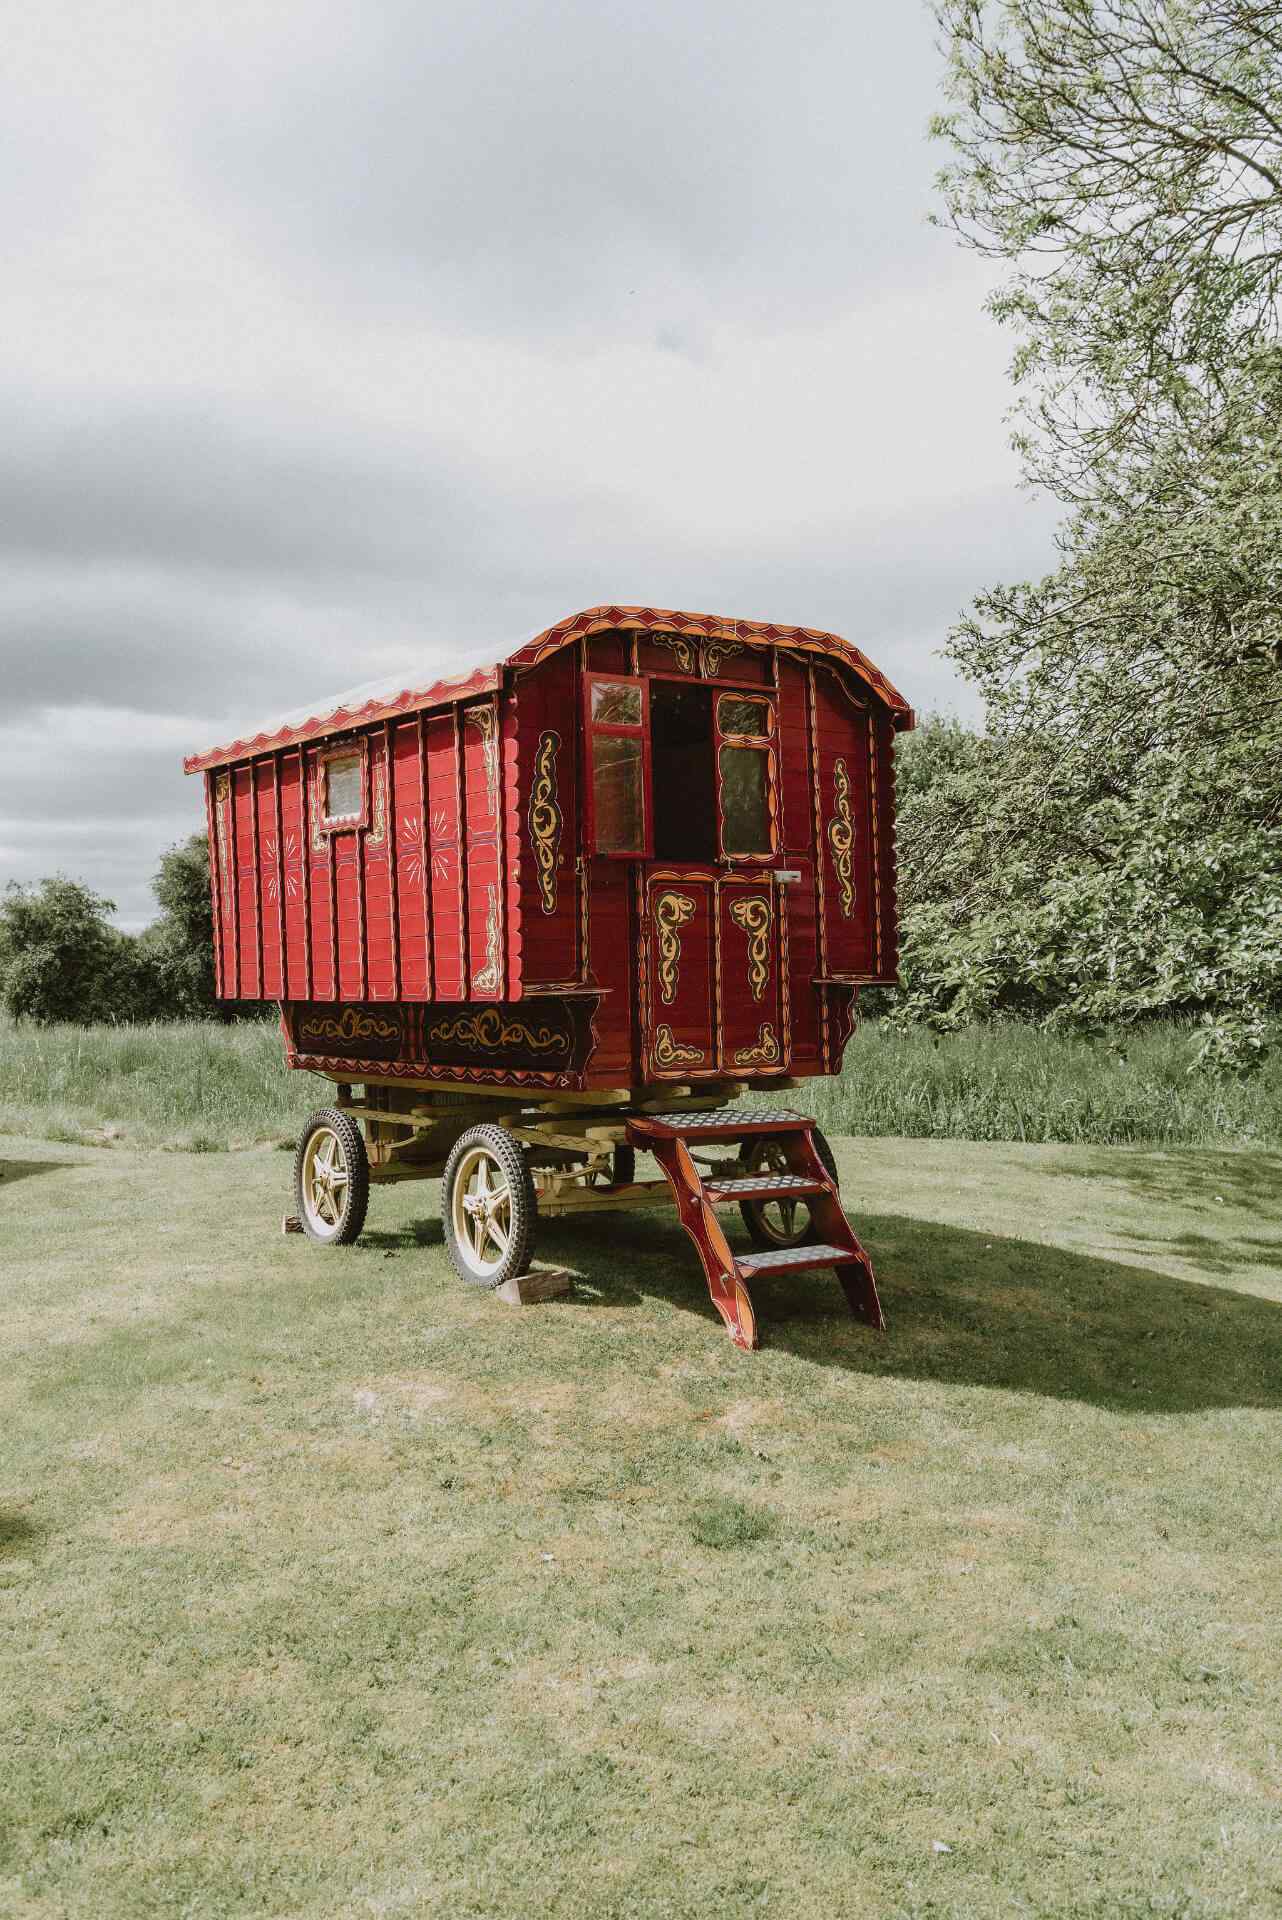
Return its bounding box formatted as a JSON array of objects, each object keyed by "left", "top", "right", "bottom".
[{"left": 294, "top": 1077, "right": 883, "bottom": 1351}]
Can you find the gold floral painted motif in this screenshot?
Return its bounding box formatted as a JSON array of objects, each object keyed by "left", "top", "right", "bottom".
[
  {"left": 653, "top": 1023, "right": 705, "bottom": 1068},
  {"left": 464, "top": 703, "right": 500, "bottom": 816},
  {"left": 701, "top": 639, "right": 743, "bottom": 677},
  {"left": 298, "top": 1007, "right": 401, "bottom": 1045},
  {"left": 733, "top": 1023, "right": 781, "bottom": 1068},
  {"left": 472, "top": 883, "right": 502, "bottom": 994},
  {"left": 728, "top": 894, "right": 772, "bottom": 1001},
  {"left": 528, "top": 730, "right": 563, "bottom": 915},
  {"left": 427, "top": 1007, "right": 569, "bottom": 1058},
  {"left": 654, "top": 891, "right": 697, "bottom": 1005},
  {"left": 652, "top": 633, "right": 696, "bottom": 673},
  {"left": 827, "top": 757, "right": 856, "bottom": 918}
]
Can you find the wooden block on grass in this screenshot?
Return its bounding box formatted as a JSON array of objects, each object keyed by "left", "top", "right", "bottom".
[
  {"left": 495, "top": 1268, "right": 573, "bottom": 1306},
  {"left": 282, "top": 1213, "right": 304, "bottom": 1235}
]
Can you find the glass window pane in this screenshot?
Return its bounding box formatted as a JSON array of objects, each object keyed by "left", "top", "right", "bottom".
[
  {"left": 591, "top": 681, "right": 642, "bottom": 726},
  {"left": 324, "top": 754, "right": 362, "bottom": 821},
  {"left": 718, "top": 695, "right": 771, "bottom": 739},
  {"left": 719, "top": 745, "right": 771, "bottom": 855},
  {"left": 594, "top": 734, "right": 645, "bottom": 851}
]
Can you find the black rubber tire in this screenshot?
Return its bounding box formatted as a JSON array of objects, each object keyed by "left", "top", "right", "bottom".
[
  {"left": 739, "top": 1125, "right": 839, "bottom": 1250},
  {"left": 610, "top": 1144, "right": 636, "bottom": 1187},
  {"left": 441, "top": 1124, "right": 538, "bottom": 1289},
  {"left": 293, "top": 1107, "right": 370, "bottom": 1246}
]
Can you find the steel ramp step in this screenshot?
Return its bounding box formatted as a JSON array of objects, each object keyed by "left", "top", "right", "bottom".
[
  {"left": 734, "top": 1242, "right": 857, "bottom": 1278},
  {"left": 701, "top": 1172, "right": 827, "bottom": 1203}
]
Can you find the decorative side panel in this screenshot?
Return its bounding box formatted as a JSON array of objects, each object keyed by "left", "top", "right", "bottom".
[
  {"left": 277, "top": 753, "right": 309, "bottom": 1001},
  {"left": 391, "top": 719, "right": 430, "bottom": 999},
  {"left": 463, "top": 701, "right": 502, "bottom": 997},
  {"left": 515, "top": 652, "right": 579, "bottom": 989},
  {"left": 361, "top": 732, "right": 396, "bottom": 1000},
  {"left": 642, "top": 875, "right": 715, "bottom": 1075},
  {"left": 255, "top": 760, "right": 284, "bottom": 999},
  {"left": 812, "top": 666, "right": 878, "bottom": 977},
  {"left": 282, "top": 994, "right": 600, "bottom": 1090},
  {"left": 425, "top": 712, "right": 465, "bottom": 999}
]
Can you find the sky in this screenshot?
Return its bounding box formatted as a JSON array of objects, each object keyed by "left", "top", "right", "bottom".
[{"left": 1, "top": 0, "right": 1058, "bottom": 929}]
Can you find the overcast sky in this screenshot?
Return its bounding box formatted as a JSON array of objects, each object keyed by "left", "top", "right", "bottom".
[{"left": 2, "top": 0, "right": 1056, "bottom": 928}]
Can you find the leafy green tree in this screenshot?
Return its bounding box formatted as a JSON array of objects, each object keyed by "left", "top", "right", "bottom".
[
  {"left": 137, "top": 834, "right": 219, "bottom": 1017},
  {"left": 931, "top": 0, "right": 1282, "bottom": 492},
  {"left": 0, "top": 878, "right": 134, "bottom": 1024}
]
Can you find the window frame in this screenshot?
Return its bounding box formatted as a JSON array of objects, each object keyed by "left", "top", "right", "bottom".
[
  {"left": 315, "top": 738, "right": 369, "bottom": 834},
  {"left": 582, "top": 671, "right": 654, "bottom": 859},
  {"left": 714, "top": 691, "right": 778, "bottom": 864}
]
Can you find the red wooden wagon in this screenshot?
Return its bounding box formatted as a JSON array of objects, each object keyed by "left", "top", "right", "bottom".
[{"left": 184, "top": 605, "right": 913, "bottom": 1349}]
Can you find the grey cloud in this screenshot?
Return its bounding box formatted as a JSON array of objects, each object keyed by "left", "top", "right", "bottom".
[{"left": 187, "top": 0, "right": 949, "bottom": 336}]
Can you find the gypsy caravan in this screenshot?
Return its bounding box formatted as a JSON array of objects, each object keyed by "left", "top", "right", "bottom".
[{"left": 184, "top": 605, "right": 913, "bottom": 1349}]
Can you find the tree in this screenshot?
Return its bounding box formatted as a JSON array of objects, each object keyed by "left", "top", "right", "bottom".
[
  {"left": 931, "top": 0, "right": 1282, "bottom": 494},
  {"left": 0, "top": 878, "right": 133, "bottom": 1024},
  {"left": 137, "top": 834, "right": 219, "bottom": 1017}
]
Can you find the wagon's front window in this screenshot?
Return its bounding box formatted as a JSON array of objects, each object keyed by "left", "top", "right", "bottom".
[
  {"left": 715, "top": 693, "right": 775, "bottom": 859},
  {"left": 584, "top": 674, "right": 651, "bottom": 857}
]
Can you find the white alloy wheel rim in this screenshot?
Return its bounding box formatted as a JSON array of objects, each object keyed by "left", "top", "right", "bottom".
[
  {"left": 302, "top": 1125, "right": 350, "bottom": 1238},
  {"left": 451, "top": 1144, "right": 514, "bottom": 1279},
  {"left": 751, "top": 1140, "right": 809, "bottom": 1246}
]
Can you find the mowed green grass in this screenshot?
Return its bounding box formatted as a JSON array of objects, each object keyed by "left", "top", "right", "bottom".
[{"left": 3, "top": 1132, "right": 1281, "bottom": 1918}]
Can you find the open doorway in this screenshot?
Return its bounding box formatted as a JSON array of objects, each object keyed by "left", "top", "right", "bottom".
[{"left": 650, "top": 680, "right": 717, "bottom": 863}]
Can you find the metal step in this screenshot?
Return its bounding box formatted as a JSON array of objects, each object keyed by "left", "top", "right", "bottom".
[
  {"left": 630, "top": 1107, "right": 812, "bottom": 1143},
  {"left": 701, "top": 1172, "right": 827, "bottom": 1203},
  {"left": 735, "top": 1242, "right": 854, "bottom": 1277}
]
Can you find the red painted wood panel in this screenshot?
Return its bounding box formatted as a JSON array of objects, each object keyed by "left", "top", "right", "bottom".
[
  {"left": 305, "top": 751, "right": 337, "bottom": 1000},
  {"left": 390, "top": 720, "right": 429, "bottom": 998},
  {"left": 278, "top": 753, "right": 310, "bottom": 1000},
  {"left": 361, "top": 736, "right": 395, "bottom": 999},
  {"left": 231, "top": 768, "right": 260, "bottom": 998},
  {"left": 717, "top": 879, "right": 782, "bottom": 1073},
  {"left": 462, "top": 701, "right": 502, "bottom": 999},
  {"left": 425, "top": 712, "right": 465, "bottom": 999},
  {"left": 643, "top": 873, "right": 714, "bottom": 1075},
  {"left": 515, "top": 651, "right": 578, "bottom": 988},
  {"left": 254, "top": 761, "right": 284, "bottom": 998},
  {"left": 813, "top": 665, "right": 877, "bottom": 977}
]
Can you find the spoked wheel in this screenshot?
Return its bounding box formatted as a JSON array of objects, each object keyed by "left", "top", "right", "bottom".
[
  {"left": 442, "top": 1125, "right": 537, "bottom": 1288},
  {"left": 738, "top": 1126, "right": 839, "bottom": 1251},
  {"left": 294, "top": 1108, "right": 370, "bottom": 1245}
]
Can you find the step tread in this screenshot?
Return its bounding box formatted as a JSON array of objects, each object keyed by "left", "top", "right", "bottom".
[
  {"left": 702, "top": 1173, "right": 827, "bottom": 1200},
  {"left": 735, "top": 1242, "right": 856, "bottom": 1276},
  {"left": 630, "top": 1108, "right": 813, "bottom": 1141}
]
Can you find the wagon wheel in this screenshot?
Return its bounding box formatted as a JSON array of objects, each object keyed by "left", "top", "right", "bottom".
[
  {"left": 738, "top": 1126, "right": 839, "bottom": 1251},
  {"left": 442, "top": 1125, "right": 537, "bottom": 1289},
  {"left": 294, "top": 1108, "right": 370, "bottom": 1246}
]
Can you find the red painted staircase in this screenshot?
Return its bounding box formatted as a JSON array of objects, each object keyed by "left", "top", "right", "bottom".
[{"left": 625, "top": 1108, "right": 884, "bottom": 1351}]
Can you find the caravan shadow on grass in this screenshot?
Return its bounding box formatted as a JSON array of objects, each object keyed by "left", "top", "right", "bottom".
[{"left": 538, "top": 1208, "right": 1282, "bottom": 1416}]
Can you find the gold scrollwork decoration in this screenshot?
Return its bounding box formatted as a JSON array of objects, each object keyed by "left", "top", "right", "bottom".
[
  {"left": 528, "top": 730, "right": 562, "bottom": 914},
  {"left": 214, "top": 772, "right": 232, "bottom": 873},
  {"left": 654, "top": 891, "right": 696, "bottom": 1005},
  {"left": 652, "top": 633, "right": 696, "bottom": 673},
  {"left": 728, "top": 894, "right": 772, "bottom": 1001},
  {"left": 827, "top": 757, "right": 856, "bottom": 918},
  {"left": 733, "top": 1023, "right": 781, "bottom": 1068},
  {"left": 653, "top": 1023, "right": 705, "bottom": 1068},
  {"left": 298, "top": 1007, "right": 401, "bottom": 1045},
  {"left": 471, "top": 883, "right": 502, "bottom": 994},
  {"left": 367, "top": 758, "right": 388, "bottom": 847},
  {"left": 701, "top": 639, "right": 744, "bottom": 677},
  {"left": 427, "top": 1007, "right": 569, "bottom": 1058},
  {"left": 465, "top": 703, "right": 500, "bottom": 816}
]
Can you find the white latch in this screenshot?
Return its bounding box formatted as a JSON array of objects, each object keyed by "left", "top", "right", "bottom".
[{"left": 775, "top": 870, "right": 802, "bottom": 884}]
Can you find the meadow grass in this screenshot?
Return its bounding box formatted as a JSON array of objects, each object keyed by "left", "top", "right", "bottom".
[
  {"left": 2, "top": 1129, "right": 1280, "bottom": 1916},
  {"left": 0, "top": 1014, "right": 1277, "bottom": 1153}
]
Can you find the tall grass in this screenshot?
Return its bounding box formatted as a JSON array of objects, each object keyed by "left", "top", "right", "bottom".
[
  {"left": 0, "top": 1017, "right": 308, "bottom": 1152},
  {"left": 0, "top": 1014, "right": 1277, "bottom": 1152},
  {"left": 795, "top": 1018, "right": 1282, "bottom": 1147}
]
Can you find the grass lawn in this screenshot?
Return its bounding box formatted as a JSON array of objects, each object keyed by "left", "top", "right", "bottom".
[{"left": 2, "top": 1130, "right": 1281, "bottom": 1917}]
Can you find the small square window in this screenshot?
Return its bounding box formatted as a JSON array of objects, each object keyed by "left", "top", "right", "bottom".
[{"left": 323, "top": 752, "right": 363, "bottom": 824}]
